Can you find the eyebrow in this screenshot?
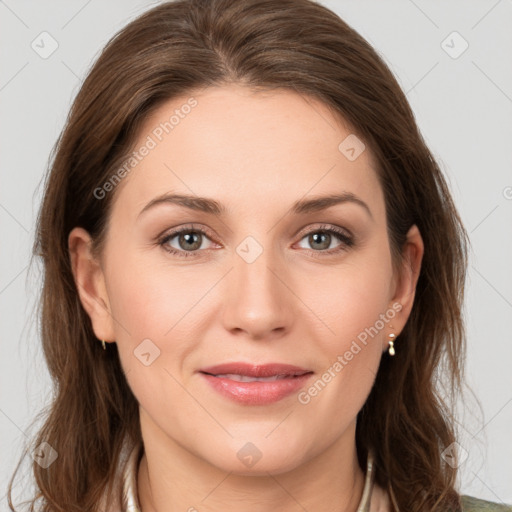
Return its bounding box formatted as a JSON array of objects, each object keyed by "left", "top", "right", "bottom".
[{"left": 137, "top": 192, "right": 373, "bottom": 220}]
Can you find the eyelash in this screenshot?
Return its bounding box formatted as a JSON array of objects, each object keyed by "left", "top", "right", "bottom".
[{"left": 157, "top": 223, "right": 354, "bottom": 259}]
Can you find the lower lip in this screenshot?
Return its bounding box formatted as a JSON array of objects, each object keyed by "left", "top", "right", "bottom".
[{"left": 200, "top": 372, "right": 313, "bottom": 405}]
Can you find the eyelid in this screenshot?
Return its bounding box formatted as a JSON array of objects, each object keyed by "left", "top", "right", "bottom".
[
  {"left": 158, "top": 222, "right": 214, "bottom": 236},
  {"left": 294, "top": 222, "right": 353, "bottom": 241},
  {"left": 157, "top": 223, "right": 220, "bottom": 249}
]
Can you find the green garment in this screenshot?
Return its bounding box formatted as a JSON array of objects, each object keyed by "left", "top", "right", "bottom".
[{"left": 461, "top": 495, "right": 512, "bottom": 511}]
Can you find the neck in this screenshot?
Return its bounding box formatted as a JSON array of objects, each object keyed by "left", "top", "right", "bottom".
[{"left": 137, "top": 416, "right": 367, "bottom": 512}]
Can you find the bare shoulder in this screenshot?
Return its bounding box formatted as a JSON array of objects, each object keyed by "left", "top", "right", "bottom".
[{"left": 461, "top": 495, "right": 512, "bottom": 511}]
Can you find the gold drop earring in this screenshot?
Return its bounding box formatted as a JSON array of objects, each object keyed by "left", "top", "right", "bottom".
[{"left": 388, "top": 333, "right": 396, "bottom": 356}]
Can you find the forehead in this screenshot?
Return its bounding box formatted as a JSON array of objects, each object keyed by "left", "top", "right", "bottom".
[{"left": 109, "top": 84, "right": 384, "bottom": 222}]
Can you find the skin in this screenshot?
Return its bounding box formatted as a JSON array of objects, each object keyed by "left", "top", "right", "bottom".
[{"left": 69, "top": 84, "right": 423, "bottom": 512}]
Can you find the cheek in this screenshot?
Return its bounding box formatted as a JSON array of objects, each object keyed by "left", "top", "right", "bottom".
[
  {"left": 303, "top": 254, "right": 393, "bottom": 349},
  {"left": 102, "top": 252, "right": 193, "bottom": 394},
  {"left": 295, "top": 251, "right": 393, "bottom": 415},
  {"left": 104, "top": 254, "right": 205, "bottom": 424},
  {"left": 106, "top": 249, "right": 211, "bottom": 341}
]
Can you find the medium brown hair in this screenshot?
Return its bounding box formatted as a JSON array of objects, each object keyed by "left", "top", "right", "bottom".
[{"left": 8, "top": 0, "right": 470, "bottom": 510}]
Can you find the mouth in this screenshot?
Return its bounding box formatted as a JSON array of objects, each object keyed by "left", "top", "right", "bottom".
[
  {"left": 199, "top": 362, "right": 312, "bottom": 378},
  {"left": 198, "top": 363, "right": 314, "bottom": 405},
  {"left": 203, "top": 373, "right": 307, "bottom": 382}
]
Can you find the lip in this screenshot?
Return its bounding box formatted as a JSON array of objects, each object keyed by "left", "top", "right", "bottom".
[
  {"left": 200, "top": 362, "right": 312, "bottom": 378},
  {"left": 198, "top": 363, "right": 314, "bottom": 405}
]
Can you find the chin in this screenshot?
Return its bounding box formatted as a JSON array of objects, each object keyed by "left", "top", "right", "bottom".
[{"left": 203, "top": 435, "right": 311, "bottom": 476}]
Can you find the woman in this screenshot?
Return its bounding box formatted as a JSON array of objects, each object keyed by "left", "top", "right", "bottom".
[{"left": 7, "top": 0, "right": 512, "bottom": 510}]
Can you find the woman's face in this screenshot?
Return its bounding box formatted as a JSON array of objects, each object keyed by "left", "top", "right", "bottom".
[{"left": 70, "top": 83, "right": 422, "bottom": 475}]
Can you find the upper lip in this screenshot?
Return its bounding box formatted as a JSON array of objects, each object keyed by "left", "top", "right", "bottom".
[{"left": 199, "top": 363, "right": 313, "bottom": 378}]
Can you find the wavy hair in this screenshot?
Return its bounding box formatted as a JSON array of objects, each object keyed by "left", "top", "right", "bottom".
[{"left": 8, "top": 0, "right": 470, "bottom": 510}]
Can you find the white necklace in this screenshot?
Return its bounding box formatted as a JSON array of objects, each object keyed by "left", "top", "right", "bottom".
[
  {"left": 121, "top": 442, "right": 379, "bottom": 512},
  {"left": 357, "top": 450, "right": 376, "bottom": 512}
]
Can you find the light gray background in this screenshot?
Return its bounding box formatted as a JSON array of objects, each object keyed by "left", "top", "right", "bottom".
[{"left": 1, "top": 0, "right": 511, "bottom": 506}]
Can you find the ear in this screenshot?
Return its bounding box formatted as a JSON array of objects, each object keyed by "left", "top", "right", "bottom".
[
  {"left": 387, "top": 224, "right": 424, "bottom": 338},
  {"left": 68, "top": 227, "right": 116, "bottom": 343}
]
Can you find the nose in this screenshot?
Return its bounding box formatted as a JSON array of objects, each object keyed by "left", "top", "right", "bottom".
[{"left": 221, "top": 242, "right": 295, "bottom": 341}]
